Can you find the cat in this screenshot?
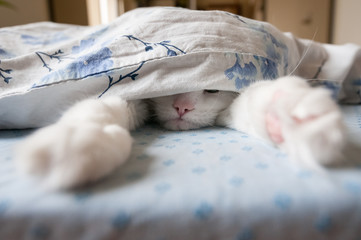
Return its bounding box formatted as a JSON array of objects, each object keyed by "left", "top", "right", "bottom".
[{"left": 15, "top": 76, "right": 345, "bottom": 190}]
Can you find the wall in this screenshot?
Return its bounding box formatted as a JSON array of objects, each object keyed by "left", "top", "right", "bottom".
[
  {"left": 332, "top": 0, "right": 361, "bottom": 45},
  {"left": 265, "top": 0, "right": 331, "bottom": 43},
  {"left": 51, "top": 0, "right": 88, "bottom": 25},
  {"left": 197, "top": 0, "right": 253, "bottom": 16},
  {"left": 0, "top": 0, "right": 50, "bottom": 27}
]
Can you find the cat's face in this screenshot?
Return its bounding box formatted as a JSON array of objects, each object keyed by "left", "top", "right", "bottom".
[{"left": 150, "top": 90, "right": 238, "bottom": 130}]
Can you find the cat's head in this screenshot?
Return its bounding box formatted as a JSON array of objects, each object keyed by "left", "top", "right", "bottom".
[{"left": 150, "top": 90, "right": 238, "bottom": 130}]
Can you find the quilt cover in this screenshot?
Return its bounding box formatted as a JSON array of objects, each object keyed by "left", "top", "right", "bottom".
[
  {"left": 0, "top": 105, "right": 360, "bottom": 239},
  {"left": 0, "top": 7, "right": 360, "bottom": 128}
]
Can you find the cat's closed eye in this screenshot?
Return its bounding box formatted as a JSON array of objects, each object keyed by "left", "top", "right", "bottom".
[{"left": 204, "top": 90, "right": 219, "bottom": 94}]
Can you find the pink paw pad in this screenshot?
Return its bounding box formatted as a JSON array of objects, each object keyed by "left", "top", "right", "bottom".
[
  {"left": 265, "top": 89, "right": 320, "bottom": 144},
  {"left": 265, "top": 90, "right": 286, "bottom": 144},
  {"left": 266, "top": 111, "right": 284, "bottom": 144}
]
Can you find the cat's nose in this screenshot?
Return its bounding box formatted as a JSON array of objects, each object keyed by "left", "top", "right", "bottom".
[{"left": 173, "top": 101, "right": 195, "bottom": 117}]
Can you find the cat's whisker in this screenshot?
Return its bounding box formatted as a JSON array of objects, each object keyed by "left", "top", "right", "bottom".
[
  {"left": 306, "top": 78, "right": 332, "bottom": 81},
  {"left": 202, "top": 92, "right": 223, "bottom": 126},
  {"left": 288, "top": 28, "right": 319, "bottom": 77}
]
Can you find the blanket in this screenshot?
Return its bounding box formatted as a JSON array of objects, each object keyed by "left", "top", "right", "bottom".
[{"left": 0, "top": 7, "right": 360, "bottom": 128}]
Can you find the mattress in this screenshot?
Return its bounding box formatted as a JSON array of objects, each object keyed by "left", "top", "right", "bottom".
[{"left": 0, "top": 105, "right": 360, "bottom": 240}]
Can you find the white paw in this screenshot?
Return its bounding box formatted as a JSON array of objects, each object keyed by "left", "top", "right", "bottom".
[
  {"left": 265, "top": 77, "right": 345, "bottom": 168},
  {"left": 15, "top": 122, "right": 132, "bottom": 190}
]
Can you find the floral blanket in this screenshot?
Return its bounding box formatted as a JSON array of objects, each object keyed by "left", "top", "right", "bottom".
[{"left": 0, "top": 7, "right": 360, "bottom": 128}]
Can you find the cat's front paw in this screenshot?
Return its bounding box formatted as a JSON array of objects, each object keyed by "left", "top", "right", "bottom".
[
  {"left": 16, "top": 122, "right": 132, "bottom": 190},
  {"left": 265, "top": 77, "right": 345, "bottom": 167}
]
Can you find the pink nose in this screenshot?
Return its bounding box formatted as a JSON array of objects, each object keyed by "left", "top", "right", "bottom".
[{"left": 173, "top": 100, "right": 195, "bottom": 117}]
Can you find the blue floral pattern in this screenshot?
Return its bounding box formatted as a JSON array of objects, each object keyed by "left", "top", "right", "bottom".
[
  {"left": 225, "top": 54, "right": 257, "bottom": 89},
  {"left": 353, "top": 78, "right": 361, "bottom": 103},
  {"left": 66, "top": 47, "right": 113, "bottom": 79},
  {"left": 99, "top": 61, "right": 145, "bottom": 98},
  {"left": 308, "top": 79, "right": 341, "bottom": 100},
  {"left": 225, "top": 12, "right": 247, "bottom": 24},
  {"left": 225, "top": 54, "right": 279, "bottom": 89},
  {"left": 124, "top": 35, "right": 186, "bottom": 56},
  {"left": 223, "top": 18, "right": 289, "bottom": 90},
  {"left": 21, "top": 32, "right": 69, "bottom": 45},
  {"left": 0, "top": 48, "right": 13, "bottom": 59},
  {"left": 34, "top": 37, "right": 113, "bottom": 87},
  {"left": 0, "top": 60, "right": 12, "bottom": 84},
  {"left": 36, "top": 50, "right": 66, "bottom": 72},
  {"left": 31, "top": 33, "right": 185, "bottom": 89}
]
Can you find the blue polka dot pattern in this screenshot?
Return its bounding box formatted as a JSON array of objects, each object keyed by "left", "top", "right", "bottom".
[
  {"left": 0, "top": 200, "right": 9, "bottom": 216},
  {"left": 229, "top": 176, "right": 244, "bottom": 187},
  {"left": 31, "top": 224, "right": 51, "bottom": 239},
  {"left": 274, "top": 193, "right": 292, "bottom": 210},
  {"left": 314, "top": 214, "right": 332, "bottom": 233},
  {"left": 112, "top": 212, "right": 131, "bottom": 230},
  {"left": 194, "top": 202, "right": 213, "bottom": 220},
  {"left": 236, "top": 228, "right": 254, "bottom": 240},
  {"left": 192, "top": 167, "right": 206, "bottom": 175},
  {"left": 154, "top": 182, "right": 172, "bottom": 194}
]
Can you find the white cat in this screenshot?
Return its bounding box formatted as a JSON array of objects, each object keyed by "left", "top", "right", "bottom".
[{"left": 15, "top": 76, "right": 345, "bottom": 189}]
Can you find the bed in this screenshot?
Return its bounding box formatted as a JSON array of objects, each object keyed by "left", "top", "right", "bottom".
[{"left": 0, "top": 7, "right": 361, "bottom": 240}]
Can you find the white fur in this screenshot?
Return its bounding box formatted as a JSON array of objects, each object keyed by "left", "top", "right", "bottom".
[
  {"left": 151, "top": 91, "right": 237, "bottom": 130},
  {"left": 16, "top": 97, "right": 147, "bottom": 189},
  {"left": 15, "top": 76, "right": 345, "bottom": 189},
  {"left": 218, "top": 76, "right": 344, "bottom": 168}
]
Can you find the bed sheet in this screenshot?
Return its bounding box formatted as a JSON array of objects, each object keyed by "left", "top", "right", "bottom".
[{"left": 0, "top": 105, "right": 360, "bottom": 240}]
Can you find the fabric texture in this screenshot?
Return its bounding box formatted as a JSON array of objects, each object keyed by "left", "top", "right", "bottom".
[{"left": 0, "top": 7, "right": 360, "bottom": 128}]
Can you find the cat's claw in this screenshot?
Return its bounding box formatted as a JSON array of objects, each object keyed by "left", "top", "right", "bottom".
[
  {"left": 265, "top": 78, "right": 345, "bottom": 167},
  {"left": 16, "top": 122, "right": 132, "bottom": 190}
]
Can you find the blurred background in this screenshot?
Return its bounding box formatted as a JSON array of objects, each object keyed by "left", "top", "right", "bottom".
[{"left": 0, "top": 0, "right": 360, "bottom": 45}]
